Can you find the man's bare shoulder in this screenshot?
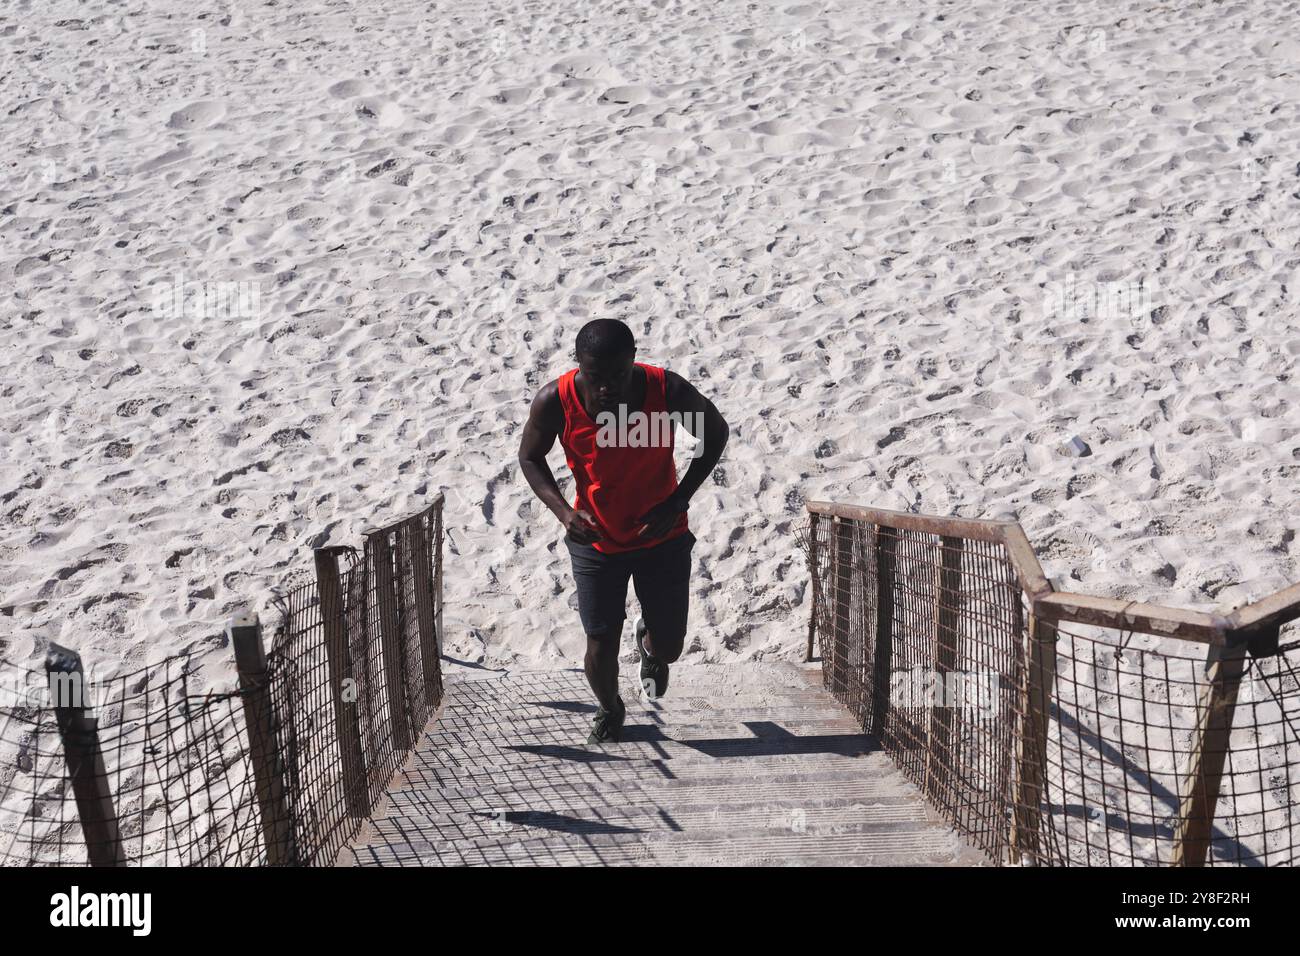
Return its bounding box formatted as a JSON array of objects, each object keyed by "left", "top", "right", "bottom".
[
  {"left": 528, "top": 378, "right": 564, "bottom": 428},
  {"left": 663, "top": 368, "right": 703, "bottom": 410},
  {"left": 534, "top": 377, "right": 562, "bottom": 403}
]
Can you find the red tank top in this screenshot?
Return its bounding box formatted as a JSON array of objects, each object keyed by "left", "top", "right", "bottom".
[{"left": 558, "top": 363, "right": 690, "bottom": 554}]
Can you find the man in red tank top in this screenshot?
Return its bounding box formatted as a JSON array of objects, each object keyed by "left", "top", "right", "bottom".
[{"left": 519, "top": 319, "right": 730, "bottom": 743}]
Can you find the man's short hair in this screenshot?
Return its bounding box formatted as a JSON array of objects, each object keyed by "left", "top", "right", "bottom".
[{"left": 575, "top": 319, "right": 635, "bottom": 360}]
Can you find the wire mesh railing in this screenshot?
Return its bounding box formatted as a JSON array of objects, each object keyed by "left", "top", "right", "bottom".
[
  {"left": 0, "top": 496, "right": 444, "bottom": 867},
  {"left": 800, "top": 500, "right": 1300, "bottom": 867},
  {"left": 0, "top": 654, "right": 265, "bottom": 866},
  {"left": 1040, "top": 623, "right": 1299, "bottom": 866}
]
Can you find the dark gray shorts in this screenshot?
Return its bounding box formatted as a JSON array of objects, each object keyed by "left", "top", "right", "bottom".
[{"left": 564, "top": 530, "right": 696, "bottom": 641}]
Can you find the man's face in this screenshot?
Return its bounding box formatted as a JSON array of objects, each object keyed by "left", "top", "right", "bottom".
[{"left": 577, "top": 351, "right": 636, "bottom": 412}]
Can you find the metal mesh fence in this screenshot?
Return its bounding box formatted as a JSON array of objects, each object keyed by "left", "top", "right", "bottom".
[
  {"left": 1, "top": 656, "right": 264, "bottom": 866},
  {"left": 264, "top": 502, "right": 447, "bottom": 858},
  {"left": 800, "top": 505, "right": 1300, "bottom": 867},
  {"left": 799, "top": 512, "right": 1025, "bottom": 862},
  {"left": 1039, "top": 624, "right": 1299, "bottom": 866},
  {"left": 0, "top": 498, "right": 444, "bottom": 867}
]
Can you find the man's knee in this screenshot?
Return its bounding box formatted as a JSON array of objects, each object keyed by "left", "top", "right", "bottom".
[
  {"left": 646, "top": 626, "right": 686, "bottom": 663},
  {"left": 585, "top": 629, "right": 623, "bottom": 656}
]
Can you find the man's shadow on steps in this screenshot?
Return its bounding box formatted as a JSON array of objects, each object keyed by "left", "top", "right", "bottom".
[{"left": 509, "top": 719, "right": 873, "bottom": 764}]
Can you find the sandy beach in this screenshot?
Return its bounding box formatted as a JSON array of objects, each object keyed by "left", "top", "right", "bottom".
[{"left": 2, "top": 0, "right": 1298, "bottom": 688}]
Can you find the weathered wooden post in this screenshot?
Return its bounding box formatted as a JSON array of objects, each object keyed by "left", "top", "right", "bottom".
[
  {"left": 409, "top": 514, "right": 441, "bottom": 712},
  {"left": 831, "top": 516, "right": 854, "bottom": 701},
  {"left": 821, "top": 516, "right": 838, "bottom": 687},
  {"left": 855, "top": 519, "right": 873, "bottom": 719},
  {"left": 229, "top": 612, "right": 295, "bottom": 865},
  {"left": 804, "top": 512, "right": 821, "bottom": 663},
  {"left": 1171, "top": 632, "right": 1259, "bottom": 866},
  {"left": 392, "top": 522, "right": 424, "bottom": 727},
  {"left": 433, "top": 497, "right": 445, "bottom": 659},
  {"left": 998, "top": 579, "right": 1026, "bottom": 857},
  {"left": 314, "top": 547, "right": 368, "bottom": 819},
  {"left": 368, "top": 529, "right": 413, "bottom": 752},
  {"left": 1010, "top": 613, "right": 1057, "bottom": 865},
  {"left": 45, "top": 643, "right": 125, "bottom": 867},
  {"left": 869, "top": 525, "right": 898, "bottom": 740},
  {"left": 925, "top": 536, "right": 964, "bottom": 804}
]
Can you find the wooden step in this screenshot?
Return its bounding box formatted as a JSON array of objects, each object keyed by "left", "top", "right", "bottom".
[{"left": 346, "top": 665, "right": 987, "bottom": 867}]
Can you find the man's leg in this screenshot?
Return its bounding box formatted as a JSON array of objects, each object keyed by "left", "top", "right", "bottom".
[
  {"left": 565, "top": 535, "right": 632, "bottom": 711},
  {"left": 632, "top": 530, "right": 696, "bottom": 664},
  {"left": 584, "top": 635, "right": 621, "bottom": 712}
]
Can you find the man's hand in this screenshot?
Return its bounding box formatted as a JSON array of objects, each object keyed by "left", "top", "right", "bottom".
[
  {"left": 634, "top": 495, "right": 687, "bottom": 542},
  {"left": 562, "top": 507, "right": 605, "bottom": 545}
]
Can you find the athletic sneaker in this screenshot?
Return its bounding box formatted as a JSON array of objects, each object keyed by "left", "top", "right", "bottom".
[
  {"left": 634, "top": 616, "right": 669, "bottom": 700},
  {"left": 587, "top": 697, "right": 626, "bottom": 744}
]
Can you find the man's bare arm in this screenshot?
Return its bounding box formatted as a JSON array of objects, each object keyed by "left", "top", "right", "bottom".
[
  {"left": 664, "top": 369, "right": 730, "bottom": 506},
  {"left": 633, "top": 369, "right": 730, "bottom": 540},
  {"left": 517, "top": 381, "right": 604, "bottom": 543}
]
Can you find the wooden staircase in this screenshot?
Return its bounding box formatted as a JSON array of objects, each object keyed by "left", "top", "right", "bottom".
[{"left": 344, "top": 662, "right": 987, "bottom": 866}]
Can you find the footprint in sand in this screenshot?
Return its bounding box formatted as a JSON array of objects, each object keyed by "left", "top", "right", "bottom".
[
  {"left": 441, "top": 124, "right": 474, "bottom": 146},
  {"left": 599, "top": 85, "right": 653, "bottom": 106},
  {"left": 491, "top": 86, "right": 535, "bottom": 106},
  {"left": 166, "top": 101, "right": 226, "bottom": 130},
  {"left": 353, "top": 98, "right": 405, "bottom": 128},
  {"left": 549, "top": 54, "right": 612, "bottom": 79}
]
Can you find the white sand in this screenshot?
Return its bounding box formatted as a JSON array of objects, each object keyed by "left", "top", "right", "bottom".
[{"left": 2, "top": 0, "right": 1298, "bottom": 686}]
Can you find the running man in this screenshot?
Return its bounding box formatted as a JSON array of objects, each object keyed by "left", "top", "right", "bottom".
[{"left": 518, "top": 319, "right": 730, "bottom": 743}]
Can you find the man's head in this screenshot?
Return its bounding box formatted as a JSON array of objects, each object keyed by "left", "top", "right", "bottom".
[{"left": 575, "top": 319, "right": 636, "bottom": 412}]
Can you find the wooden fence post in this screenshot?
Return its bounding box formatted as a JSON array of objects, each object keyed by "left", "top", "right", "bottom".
[
  {"left": 998, "top": 583, "right": 1025, "bottom": 860},
  {"left": 392, "top": 522, "right": 424, "bottom": 728},
  {"left": 1171, "top": 634, "right": 1256, "bottom": 866},
  {"left": 409, "top": 515, "right": 440, "bottom": 712},
  {"left": 229, "top": 612, "right": 295, "bottom": 865},
  {"left": 369, "top": 530, "right": 413, "bottom": 752},
  {"left": 45, "top": 643, "right": 125, "bottom": 867},
  {"left": 925, "top": 536, "right": 964, "bottom": 804},
  {"left": 854, "top": 520, "right": 873, "bottom": 720},
  {"left": 805, "top": 513, "right": 820, "bottom": 663},
  {"left": 1010, "top": 614, "right": 1057, "bottom": 865},
  {"left": 831, "top": 516, "right": 853, "bottom": 701},
  {"left": 434, "top": 499, "right": 445, "bottom": 658},
  {"left": 314, "top": 547, "right": 368, "bottom": 819},
  {"left": 869, "top": 525, "right": 897, "bottom": 740}
]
